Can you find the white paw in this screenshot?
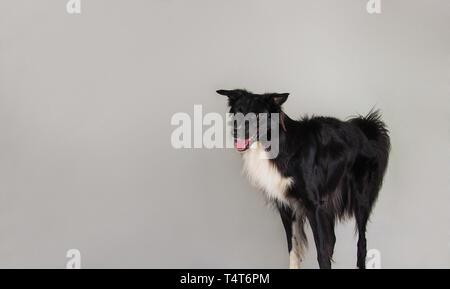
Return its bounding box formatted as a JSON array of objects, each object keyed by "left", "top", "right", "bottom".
[{"left": 289, "top": 251, "right": 301, "bottom": 269}]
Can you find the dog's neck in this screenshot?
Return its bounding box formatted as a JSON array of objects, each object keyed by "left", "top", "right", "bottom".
[{"left": 242, "top": 142, "right": 293, "bottom": 205}]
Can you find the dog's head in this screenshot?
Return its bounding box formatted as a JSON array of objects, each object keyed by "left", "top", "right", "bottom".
[{"left": 216, "top": 89, "right": 289, "bottom": 152}]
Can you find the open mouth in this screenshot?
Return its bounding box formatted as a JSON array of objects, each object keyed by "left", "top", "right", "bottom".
[{"left": 234, "top": 135, "right": 256, "bottom": 152}]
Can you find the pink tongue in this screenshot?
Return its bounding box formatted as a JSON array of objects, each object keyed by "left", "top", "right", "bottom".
[{"left": 235, "top": 139, "right": 249, "bottom": 151}]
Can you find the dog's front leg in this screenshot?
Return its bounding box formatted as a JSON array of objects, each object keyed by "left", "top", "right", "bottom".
[
  {"left": 289, "top": 221, "right": 302, "bottom": 269},
  {"left": 289, "top": 217, "right": 306, "bottom": 269},
  {"left": 278, "top": 205, "right": 303, "bottom": 269}
]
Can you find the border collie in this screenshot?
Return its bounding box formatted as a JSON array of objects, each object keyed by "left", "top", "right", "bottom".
[{"left": 217, "top": 89, "right": 390, "bottom": 269}]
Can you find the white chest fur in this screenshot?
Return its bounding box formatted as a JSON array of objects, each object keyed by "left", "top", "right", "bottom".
[{"left": 242, "top": 142, "right": 293, "bottom": 205}]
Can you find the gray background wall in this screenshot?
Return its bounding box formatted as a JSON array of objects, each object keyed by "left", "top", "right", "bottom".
[{"left": 0, "top": 0, "right": 449, "bottom": 268}]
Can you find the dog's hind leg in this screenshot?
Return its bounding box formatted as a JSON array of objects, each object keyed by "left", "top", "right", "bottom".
[
  {"left": 352, "top": 160, "right": 380, "bottom": 269},
  {"left": 355, "top": 204, "right": 370, "bottom": 269}
]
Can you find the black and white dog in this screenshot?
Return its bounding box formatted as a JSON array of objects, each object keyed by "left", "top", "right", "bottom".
[{"left": 217, "top": 89, "right": 390, "bottom": 269}]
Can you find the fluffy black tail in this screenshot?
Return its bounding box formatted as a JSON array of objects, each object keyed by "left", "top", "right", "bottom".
[{"left": 350, "top": 109, "right": 391, "bottom": 180}]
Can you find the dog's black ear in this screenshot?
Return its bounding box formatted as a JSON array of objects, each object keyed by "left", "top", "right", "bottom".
[
  {"left": 216, "top": 89, "right": 242, "bottom": 100},
  {"left": 270, "top": 93, "right": 289, "bottom": 105},
  {"left": 216, "top": 89, "right": 233, "bottom": 96}
]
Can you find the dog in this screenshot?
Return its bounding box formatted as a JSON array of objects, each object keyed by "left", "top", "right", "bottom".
[{"left": 217, "top": 89, "right": 390, "bottom": 269}]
